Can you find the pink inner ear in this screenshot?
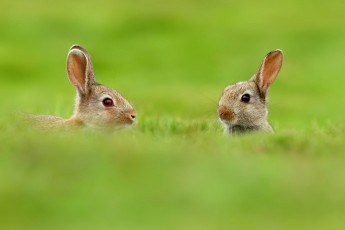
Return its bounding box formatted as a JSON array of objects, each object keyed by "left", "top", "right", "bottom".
[
  {"left": 70, "top": 52, "right": 87, "bottom": 91},
  {"left": 262, "top": 52, "right": 282, "bottom": 88}
]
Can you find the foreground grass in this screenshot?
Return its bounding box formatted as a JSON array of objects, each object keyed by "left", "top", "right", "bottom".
[{"left": 1, "top": 115, "right": 345, "bottom": 230}]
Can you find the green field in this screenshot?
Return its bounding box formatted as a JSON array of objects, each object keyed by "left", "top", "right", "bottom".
[{"left": 1, "top": 0, "right": 345, "bottom": 229}]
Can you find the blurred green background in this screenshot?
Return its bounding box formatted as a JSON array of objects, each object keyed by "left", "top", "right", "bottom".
[{"left": 1, "top": 0, "right": 345, "bottom": 229}]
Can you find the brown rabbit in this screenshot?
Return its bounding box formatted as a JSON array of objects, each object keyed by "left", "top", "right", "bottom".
[
  {"left": 218, "top": 50, "right": 283, "bottom": 134},
  {"left": 28, "top": 45, "right": 136, "bottom": 129}
]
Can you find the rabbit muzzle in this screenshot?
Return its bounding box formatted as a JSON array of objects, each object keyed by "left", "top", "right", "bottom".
[
  {"left": 118, "top": 109, "right": 136, "bottom": 125},
  {"left": 218, "top": 105, "right": 235, "bottom": 123}
]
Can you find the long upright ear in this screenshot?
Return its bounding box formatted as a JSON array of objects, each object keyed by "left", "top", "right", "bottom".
[
  {"left": 250, "top": 49, "right": 283, "bottom": 97},
  {"left": 66, "top": 45, "right": 96, "bottom": 95}
]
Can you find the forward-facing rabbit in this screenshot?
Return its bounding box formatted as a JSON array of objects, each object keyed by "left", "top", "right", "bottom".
[
  {"left": 28, "top": 45, "right": 136, "bottom": 129},
  {"left": 217, "top": 50, "right": 283, "bottom": 134}
]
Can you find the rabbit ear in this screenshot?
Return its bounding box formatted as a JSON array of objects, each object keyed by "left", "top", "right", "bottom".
[
  {"left": 66, "top": 45, "right": 96, "bottom": 95},
  {"left": 250, "top": 50, "right": 283, "bottom": 97}
]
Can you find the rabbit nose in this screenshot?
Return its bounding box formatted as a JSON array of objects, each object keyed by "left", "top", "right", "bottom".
[
  {"left": 218, "top": 106, "right": 235, "bottom": 122},
  {"left": 129, "top": 110, "right": 136, "bottom": 121}
]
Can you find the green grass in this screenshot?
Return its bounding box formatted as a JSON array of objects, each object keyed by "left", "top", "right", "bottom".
[{"left": 1, "top": 0, "right": 345, "bottom": 229}]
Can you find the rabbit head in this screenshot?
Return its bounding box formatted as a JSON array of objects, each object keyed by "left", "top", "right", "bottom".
[
  {"left": 67, "top": 45, "right": 136, "bottom": 128},
  {"left": 218, "top": 50, "right": 283, "bottom": 134}
]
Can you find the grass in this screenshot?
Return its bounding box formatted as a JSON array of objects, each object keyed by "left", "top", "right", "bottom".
[{"left": 1, "top": 0, "right": 345, "bottom": 229}]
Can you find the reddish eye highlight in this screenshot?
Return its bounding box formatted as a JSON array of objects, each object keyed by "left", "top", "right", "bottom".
[{"left": 102, "top": 98, "right": 114, "bottom": 107}]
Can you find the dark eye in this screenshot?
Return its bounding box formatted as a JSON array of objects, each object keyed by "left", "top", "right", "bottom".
[
  {"left": 241, "top": 94, "right": 250, "bottom": 103},
  {"left": 102, "top": 98, "right": 114, "bottom": 107}
]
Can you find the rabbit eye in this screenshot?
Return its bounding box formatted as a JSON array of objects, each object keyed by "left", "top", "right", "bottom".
[
  {"left": 102, "top": 98, "right": 114, "bottom": 107},
  {"left": 241, "top": 94, "right": 250, "bottom": 103}
]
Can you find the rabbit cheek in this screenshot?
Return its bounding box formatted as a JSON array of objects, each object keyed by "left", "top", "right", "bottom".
[
  {"left": 102, "top": 109, "right": 119, "bottom": 124},
  {"left": 239, "top": 103, "right": 266, "bottom": 126}
]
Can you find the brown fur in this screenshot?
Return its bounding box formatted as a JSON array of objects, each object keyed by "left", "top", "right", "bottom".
[
  {"left": 28, "top": 45, "right": 136, "bottom": 130},
  {"left": 218, "top": 50, "right": 283, "bottom": 134}
]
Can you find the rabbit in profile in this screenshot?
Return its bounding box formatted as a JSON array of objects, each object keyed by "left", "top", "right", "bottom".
[
  {"left": 218, "top": 50, "right": 283, "bottom": 134},
  {"left": 28, "top": 45, "right": 136, "bottom": 129}
]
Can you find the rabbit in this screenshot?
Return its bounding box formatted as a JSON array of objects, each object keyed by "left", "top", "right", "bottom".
[
  {"left": 217, "top": 49, "right": 283, "bottom": 134},
  {"left": 28, "top": 45, "right": 136, "bottom": 129}
]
